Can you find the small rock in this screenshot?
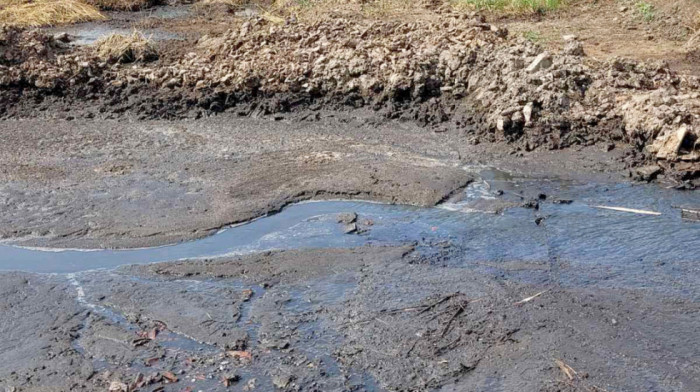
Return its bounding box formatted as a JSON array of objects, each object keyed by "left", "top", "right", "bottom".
[
  {"left": 108, "top": 381, "right": 128, "bottom": 392},
  {"left": 562, "top": 34, "right": 578, "bottom": 42},
  {"left": 563, "top": 41, "right": 584, "bottom": 56},
  {"left": 163, "top": 78, "right": 180, "bottom": 88},
  {"left": 553, "top": 199, "right": 573, "bottom": 205},
  {"left": 522, "top": 200, "right": 539, "bottom": 210},
  {"left": 243, "top": 378, "right": 257, "bottom": 391},
  {"left": 633, "top": 165, "right": 662, "bottom": 182},
  {"left": 496, "top": 116, "right": 511, "bottom": 132},
  {"left": 221, "top": 373, "right": 240, "bottom": 387},
  {"left": 656, "top": 125, "right": 689, "bottom": 160},
  {"left": 272, "top": 374, "right": 293, "bottom": 389},
  {"left": 343, "top": 223, "right": 358, "bottom": 234},
  {"left": 337, "top": 212, "right": 357, "bottom": 224},
  {"left": 526, "top": 52, "right": 553, "bottom": 73},
  {"left": 523, "top": 102, "right": 534, "bottom": 126},
  {"left": 53, "top": 32, "right": 71, "bottom": 43}
]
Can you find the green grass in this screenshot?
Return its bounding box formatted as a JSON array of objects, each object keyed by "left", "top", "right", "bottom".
[
  {"left": 522, "top": 30, "right": 542, "bottom": 42},
  {"left": 453, "top": 0, "right": 564, "bottom": 14},
  {"left": 635, "top": 1, "right": 655, "bottom": 22}
]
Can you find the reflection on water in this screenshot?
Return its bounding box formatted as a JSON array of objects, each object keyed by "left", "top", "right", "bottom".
[{"left": 1, "top": 169, "right": 699, "bottom": 299}]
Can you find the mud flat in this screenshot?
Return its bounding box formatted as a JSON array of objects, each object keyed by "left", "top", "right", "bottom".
[
  {"left": 1, "top": 2, "right": 700, "bottom": 391},
  {"left": 0, "top": 112, "right": 634, "bottom": 250},
  {"left": 2, "top": 159, "right": 700, "bottom": 391},
  {"left": 2, "top": 241, "right": 700, "bottom": 391}
]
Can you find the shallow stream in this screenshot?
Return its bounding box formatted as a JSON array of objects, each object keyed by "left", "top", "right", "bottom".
[{"left": 2, "top": 168, "right": 699, "bottom": 298}]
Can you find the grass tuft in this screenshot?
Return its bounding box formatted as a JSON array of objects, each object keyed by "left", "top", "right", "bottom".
[
  {"left": 522, "top": 30, "right": 542, "bottom": 42},
  {"left": 94, "top": 31, "right": 158, "bottom": 63},
  {"left": 0, "top": 0, "right": 105, "bottom": 27},
  {"left": 86, "top": 0, "right": 162, "bottom": 11},
  {"left": 635, "top": 1, "right": 655, "bottom": 22}
]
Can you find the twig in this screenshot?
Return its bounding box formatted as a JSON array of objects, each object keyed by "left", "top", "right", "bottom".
[{"left": 514, "top": 290, "right": 548, "bottom": 305}]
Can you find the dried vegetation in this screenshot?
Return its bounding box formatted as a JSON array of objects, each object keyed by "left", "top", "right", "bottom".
[
  {"left": 0, "top": 0, "right": 105, "bottom": 27},
  {"left": 94, "top": 32, "right": 158, "bottom": 63},
  {"left": 86, "top": 0, "right": 162, "bottom": 11}
]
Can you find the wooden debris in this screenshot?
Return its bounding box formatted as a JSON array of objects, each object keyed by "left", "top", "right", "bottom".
[
  {"left": 680, "top": 207, "right": 700, "bottom": 222},
  {"left": 515, "top": 290, "right": 548, "bottom": 305},
  {"left": 592, "top": 205, "right": 661, "bottom": 216},
  {"left": 555, "top": 358, "right": 578, "bottom": 381},
  {"left": 162, "top": 371, "right": 178, "bottom": 383}
]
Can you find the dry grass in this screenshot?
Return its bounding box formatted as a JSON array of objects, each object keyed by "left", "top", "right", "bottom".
[
  {"left": 85, "top": 0, "right": 161, "bottom": 11},
  {"left": 452, "top": 0, "right": 564, "bottom": 14},
  {"left": 0, "top": 0, "right": 105, "bottom": 27},
  {"left": 265, "top": 0, "right": 422, "bottom": 22},
  {"left": 94, "top": 31, "right": 158, "bottom": 63}
]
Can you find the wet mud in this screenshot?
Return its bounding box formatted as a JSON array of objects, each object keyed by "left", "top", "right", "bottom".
[
  {"left": 1, "top": 163, "right": 700, "bottom": 391},
  {"left": 2, "top": 240, "right": 700, "bottom": 391},
  {"left": 1, "top": 4, "right": 700, "bottom": 391}
]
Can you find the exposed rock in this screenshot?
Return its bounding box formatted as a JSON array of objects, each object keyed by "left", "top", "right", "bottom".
[
  {"left": 337, "top": 212, "right": 357, "bottom": 224},
  {"left": 526, "top": 52, "right": 553, "bottom": 73},
  {"left": 633, "top": 165, "right": 662, "bottom": 182},
  {"left": 654, "top": 125, "right": 689, "bottom": 160},
  {"left": 564, "top": 41, "right": 585, "bottom": 56}
]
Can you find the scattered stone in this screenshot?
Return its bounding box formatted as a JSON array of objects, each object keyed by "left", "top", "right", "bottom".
[
  {"left": 633, "top": 165, "right": 662, "bottom": 182},
  {"left": 655, "top": 125, "right": 689, "bottom": 160},
  {"left": 272, "top": 374, "right": 293, "bottom": 389},
  {"left": 108, "top": 381, "right": 128, "bottom": 392},
  {"left": 53, "top": 32, "right": 70, "bottom": 43},
  {"left": 337, "top": 212, "right": 357, "bottom": 224},
  {"left": 522, "top": 102, "right": 534, "bottom": 126},
  {"left": 343, "top": 222, "right": 358, "bottom": 234},
  {"left": 221, "top": 373, "right": 240, "bottom": 387},
  {"left": 526, "top": 52, "right": 553, "bottom": 73},
  {"left": 553, "top": 199, "right": 574, "bottom": 205},
  {"left": 564, "top": 40, "right": 585, "bottom": 56}
]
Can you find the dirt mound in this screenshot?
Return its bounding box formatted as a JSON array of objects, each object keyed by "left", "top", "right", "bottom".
[
  {"left": 0, "top": 16, "right": 699, "bottom": 184},
  {"left": 0, "top": 26, "right": 64, "bottom": 65}
]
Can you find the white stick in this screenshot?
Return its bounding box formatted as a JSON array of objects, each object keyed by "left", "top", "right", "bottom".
[
  {"left": 515, "top": 290, "right": 548, "bottom": 305},
  {"left": 592, "top": 205, "right": 661, "bottom": 216}
]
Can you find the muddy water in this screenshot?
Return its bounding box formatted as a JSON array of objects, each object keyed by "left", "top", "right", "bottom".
[
  {"left": 2, "top": 168, "right": 699, "bottom": 297},
  {"left": 44, "top": 6, "right": 189, "bottom": 45}
]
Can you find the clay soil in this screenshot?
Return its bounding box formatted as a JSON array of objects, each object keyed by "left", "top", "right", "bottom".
[{"left": 1, "top": 1, "right": 699, "bottom": 391}]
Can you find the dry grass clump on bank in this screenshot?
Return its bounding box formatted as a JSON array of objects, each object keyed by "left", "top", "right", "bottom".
[
  {"left": 0, "top": 0, "right": 105, "bottom": 27},
  {"left": 265, "top": 0, "right": 426, "bottom": 22},
  {"left": 94, "top": 32, "right": 158, "bottom": 63},
  {"left": 85, "top": 0, "right": 161, "bottom": 11},
  {"left": 452, "top": 0, "right": 564, "bottom": 14},
  {"left": 256, "top": 0, "right": 562, "bottom": 23}
]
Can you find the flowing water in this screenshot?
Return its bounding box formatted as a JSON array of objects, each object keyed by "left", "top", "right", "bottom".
[
  {"left": 2, "top": 168, "right": 699, "bottom": 298},
  {"left": 3, "top": 168, "right": 699, "bottom": 391}
]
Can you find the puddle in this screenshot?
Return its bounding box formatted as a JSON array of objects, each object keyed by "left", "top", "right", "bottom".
[
  {"left": 43, "top": 5, "right": 190, "bottom": 46},
  {"left": 47, "top": 23, "right": 182, "bottom": 45},
  {"left": 1, "top": 169, "right": 699, "bottom": 299}
]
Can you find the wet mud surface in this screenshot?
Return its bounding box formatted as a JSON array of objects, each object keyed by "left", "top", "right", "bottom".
[
  {"left": 0, "top": 112, "right": 633, "bottom": 250},
  {"left": 2, "top": 241, "right": 700, "bottom": 392},
  {"left": 1, "top": 5, "right": 700, "bottom": 388},
  {"left": 1, "top": 155, "right": 699, "bottom": 391}
]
